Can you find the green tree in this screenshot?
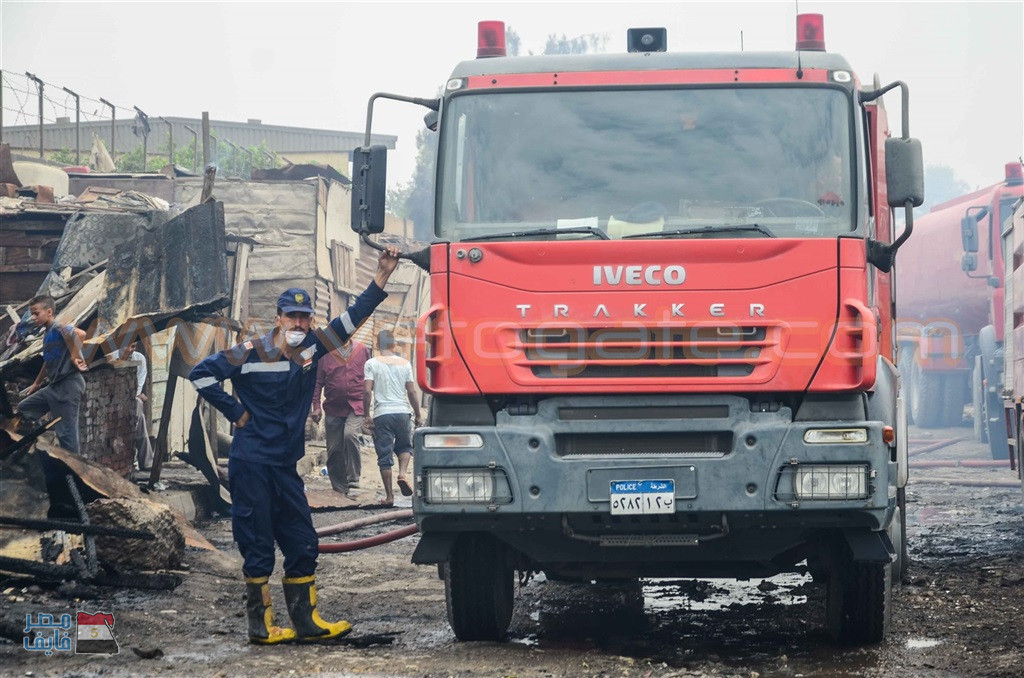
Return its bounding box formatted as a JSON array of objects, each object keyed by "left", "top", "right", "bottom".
[
  {"left": 917, "top": 164, "right": 972, "bottom": 216},
  {"left": 505, "top": 26, "right": 521, "bottom": 57},
  {"left": 114, "top": 135, "right": 278, "bottom": 175},
  {"left": 392, "top": 127, "right": 438, "bottom": 241},
  {"left": 544, "top": 32, "right": 608, "bottom": 55},
  {"left": 50, "top": 147, "right": 78, "bottom": 165},
  {"left": 388, "top": 87, "right": 442, "bottom": 240}
]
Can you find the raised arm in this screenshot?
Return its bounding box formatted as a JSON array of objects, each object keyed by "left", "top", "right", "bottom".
[{"left": 315, "top": 247, "right": 401, "bottom": 353}]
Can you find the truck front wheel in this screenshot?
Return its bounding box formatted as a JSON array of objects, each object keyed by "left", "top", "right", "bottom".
[
  {"left": 825, "top": 558, "right": 892, "bottom": 643},
  {"left": 444, "top": 534, "right": 514, "bottom": 641}
]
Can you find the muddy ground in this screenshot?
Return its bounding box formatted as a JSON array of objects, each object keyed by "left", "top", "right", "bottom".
[{"left": 2, "top": 425, "right": 1022, "bottom": 677}]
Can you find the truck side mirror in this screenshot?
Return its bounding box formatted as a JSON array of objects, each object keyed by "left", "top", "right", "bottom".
[
  {"left": 961, "top": 252, "right": 978, "bottom": 273},
  {"left": 960, "top": 213, "right": 980, "bottom": 254},
  {"left": 885, "top": 137, "right": 924, "bottom": 208},
  {"left": 351, "top": 145, "right": 387, "bottom": 234}
]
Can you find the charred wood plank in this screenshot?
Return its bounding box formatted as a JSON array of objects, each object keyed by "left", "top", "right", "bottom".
[{"left": 0, "top": 515, "right": 155, "bottom": 540}]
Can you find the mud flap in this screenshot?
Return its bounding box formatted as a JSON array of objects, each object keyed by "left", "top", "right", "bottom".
[
  {"left": 842, "top": 529, "right": 895, "bottom": 563},
  {"left": 412, "top": 532, "right": 458, "bottom": 564}
]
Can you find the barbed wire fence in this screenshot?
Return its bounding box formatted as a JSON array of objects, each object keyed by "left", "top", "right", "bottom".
[{"left": 1, "top": 70, "right": 276, "bottom": 178}]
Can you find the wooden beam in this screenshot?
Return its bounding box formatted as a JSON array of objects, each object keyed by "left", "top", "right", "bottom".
[
  {"left": 148, "top": 347, "right": 182, "bottom": 488},
  {"left": 0, "top": 263, "right": 52, "bottom": 273}
]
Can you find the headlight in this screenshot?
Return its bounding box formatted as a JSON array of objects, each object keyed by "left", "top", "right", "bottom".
[
  {"left": 793, "top": 464, "right": 868, "bottom": 500},
  {"left": 423, "top": 468, "right": 513, "bottom": 505},
  {"left": 803, "top": 428, "right": 868, "bottom": 444},
  {"left": 422, "top": 433, "right": 484, "bottom": 449}
]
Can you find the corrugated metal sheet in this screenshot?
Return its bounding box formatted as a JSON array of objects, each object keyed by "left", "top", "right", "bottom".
[
  {"left": 3, "top": 117, "right": 396, "bottom": 155},
  {"left": 97, "top": 202, "right": 230, "bottom": 332},
  {"left": 176, "top": 178, "right": 320, "bottom": 305}
]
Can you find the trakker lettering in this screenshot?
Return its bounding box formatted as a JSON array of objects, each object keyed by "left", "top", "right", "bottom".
[
  {"left": 515, "top": 303, "right": 765, "bottom": 318},
  {"left": 593, "top": 265, "right": 686, "bottom": 286}
]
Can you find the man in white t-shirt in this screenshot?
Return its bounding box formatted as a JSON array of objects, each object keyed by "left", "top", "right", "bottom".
[
  {"left": 363, "top": 329, "right": 422, "bottom": 507},
  {"left": 108, "top": 340, "right": 154, "bottom": 470}
]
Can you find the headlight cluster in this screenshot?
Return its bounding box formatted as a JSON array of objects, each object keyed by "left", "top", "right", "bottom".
[
  {"left": 793, "top": 464, "right": 869, "bottom": 500},
  {"left": 423, "top": 468, "right": 513, "bottom": 505}
]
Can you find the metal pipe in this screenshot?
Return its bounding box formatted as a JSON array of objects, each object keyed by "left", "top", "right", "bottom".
[
  {"left": 62, "top": 86, "right": 80, "bottom": 164},
  {"left": 25, "top": 72, "right": 43, "bottom": 158},
  {"left": 225, "top": 140, "right": 238, "bottom": 177},
  {"left": 260, "top": 148, "right": 275, "bottom": 169},
  {"left": 134, "top": 105, "right": 149, "bottom": 171},
  {"left": 909, "top": 459, "right": 1012, "bottom": 468},
  {"left": 99, "top": 97, "right": 115, "bottom": 159},
  {"left": 318, "top": 524, "right": 419, "bottom": 553},
  {"left": 241, "top": 146, "right": 254, "bottom": 178},
  {"left": 315, "top": 510, "right": 413, "bottom": 537},
  {"left": 362, "top": 91, "right": 439, "bottom": 147},
  {"left": 183, "top": 124, "right": 198, "bottom": 173},
  {"left": 201, "top": 111, "right": 210, "bottom": 166},
  {"left": 209, "top": 132, "right": 219, "bottom": 172},
  {"left": 907, "top": 439, "right": 963, "bottom": 457},
  {"left": 160, "top": 116, "right": 173, "bottom": 168},
  {"left": 910, "top": 478, "right": 1020, "bottom": 489}
]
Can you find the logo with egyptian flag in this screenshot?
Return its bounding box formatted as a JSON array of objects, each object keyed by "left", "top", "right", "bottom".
[{"left": 76, "top": 611, "right": 119, "bottom": 654}]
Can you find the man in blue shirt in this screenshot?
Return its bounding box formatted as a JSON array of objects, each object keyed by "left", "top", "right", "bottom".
[
  {"left": 20, "top": 295, "right": 88, "bottom": 455},
  {"left": 189, "top": 246, "right": 400, "bottom": 645}
]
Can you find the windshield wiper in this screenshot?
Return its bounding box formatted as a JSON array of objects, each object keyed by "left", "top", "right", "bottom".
[
  {"left": 462, "top": 227, "right": 610, "bottom": 242},
  {"left": 623, "top": 224, "right": 776, "bottom": 239}
]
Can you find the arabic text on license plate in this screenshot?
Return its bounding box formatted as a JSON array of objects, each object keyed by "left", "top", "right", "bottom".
[{"left": 609, "top": 479, "right": 675, "bottom": 515}]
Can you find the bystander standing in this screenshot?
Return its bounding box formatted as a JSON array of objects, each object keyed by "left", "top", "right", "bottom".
[
  {"left": 311, "top": 338, "right": 369, "bottom": 496},
  {"left": 363, "top": 329, "right": 422, "bottom": 507}
]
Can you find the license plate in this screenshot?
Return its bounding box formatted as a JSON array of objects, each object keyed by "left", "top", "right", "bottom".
[{"left": 609, "top": 479, "right": 675, "bottom": 515}]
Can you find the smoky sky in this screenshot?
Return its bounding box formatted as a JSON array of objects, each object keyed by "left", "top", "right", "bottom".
[{"left": 2, "top": 1, "right": 1021, "bottom": 191}]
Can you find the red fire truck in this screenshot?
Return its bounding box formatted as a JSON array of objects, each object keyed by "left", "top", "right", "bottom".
[
  {"left": 999, "top": 195, "right": 1024, "bottom": 484},
  {"left": 895, "top": 163, "right": 1024, "bottom": 459},
  {"left": 352, "top": 15, "right": 923, "bottom": 644}
]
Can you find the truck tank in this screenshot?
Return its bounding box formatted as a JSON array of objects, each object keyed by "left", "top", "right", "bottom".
[{"left": 896, "top": 186, "right": 997, "bottom": 333}]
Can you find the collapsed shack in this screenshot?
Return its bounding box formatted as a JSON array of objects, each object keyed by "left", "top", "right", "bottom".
[
  {"left": 0, "top": 198, "right": 232, "bottom": 591},
  {"left": 1, "top": 200, "right": 230, "bottom": 477}
]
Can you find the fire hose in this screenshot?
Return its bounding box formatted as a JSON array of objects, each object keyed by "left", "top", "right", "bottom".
[
  {"left": 907, "top": 438, "right": 962, "bottom": 457},
  {"left": 910, "top": 478, "right": 1021, "bottom": 489},
  {"left": 910, "top": 459, "right": 1012, "bottom": 468},
  {"left": 319, "top": 524, "right": 420, "bottom": 553},
  {"left": 316, "top": 509, "right": 419, "bottom": 553},
  {"left": 315, "top": 510, "right": 413, "bottom": 537}
]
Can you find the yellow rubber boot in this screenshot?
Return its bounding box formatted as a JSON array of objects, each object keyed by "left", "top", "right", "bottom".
[
  {"left": 244, "top": 576, "right": 297, "bottom": 645},
  {"left": 282, "top": 575, "right": 352, "bottom": 642}
]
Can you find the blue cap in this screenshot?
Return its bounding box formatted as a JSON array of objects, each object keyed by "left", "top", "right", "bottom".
[{"left": 277, "top": 288, "right": 313, "bottom": 314}]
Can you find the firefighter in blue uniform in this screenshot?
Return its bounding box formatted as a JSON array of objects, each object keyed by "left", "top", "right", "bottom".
[{"left": 190, "top": 246, "right": 400, "bottom": 645}]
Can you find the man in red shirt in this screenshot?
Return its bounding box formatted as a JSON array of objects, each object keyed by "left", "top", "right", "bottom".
[{"left": 311, "top": 338, "right": 369, "bottom": 496}]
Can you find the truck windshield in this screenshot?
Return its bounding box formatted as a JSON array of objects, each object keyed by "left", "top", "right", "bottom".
[{"left": 437, "top": 87, "right": 854, "bottom": 241}]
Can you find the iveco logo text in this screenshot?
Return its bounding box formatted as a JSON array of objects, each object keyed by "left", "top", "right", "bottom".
[{"left": 593, "top": 265, "right": 686, "bottom": 286}]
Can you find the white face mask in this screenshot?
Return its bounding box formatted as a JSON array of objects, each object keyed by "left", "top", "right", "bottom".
[{"left": 284, "top": 330, "right": 306, "bottom": 347}]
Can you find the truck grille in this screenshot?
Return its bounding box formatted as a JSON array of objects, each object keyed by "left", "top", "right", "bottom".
[
  {"left": 556, "top": 432, "right": 732, "bottom": 457},
  {"left": 513, "top": 325, "right": 775, "bottom": 380}
]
